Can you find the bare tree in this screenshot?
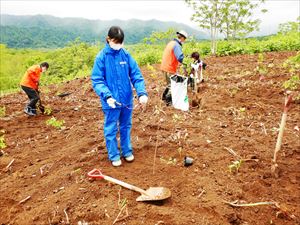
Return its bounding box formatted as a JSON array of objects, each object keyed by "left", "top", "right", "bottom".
[
  {"left": 185, "top": 0, "right": 225, "bottom": 55},
  {"left": 185, "top": 0, "right": 267, "bottom": 54}
]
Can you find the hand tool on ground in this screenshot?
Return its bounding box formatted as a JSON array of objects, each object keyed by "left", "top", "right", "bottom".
[
  {"left": 34, "top": 89, "right": 45, "bottom": 114},
  {"left": 87, "top": 169, "right": 171, "bottom": 202},
  {"left": 57, "top": 92, "right": 73, "bottom": 98}
]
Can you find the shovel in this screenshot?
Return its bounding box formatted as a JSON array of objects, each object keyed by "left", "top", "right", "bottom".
[
  {"left": 34, "top": 89, "right": 45, "bottom": 114},
  {"left": 87, "top": 169, "right": 171, "bottom": 202}
]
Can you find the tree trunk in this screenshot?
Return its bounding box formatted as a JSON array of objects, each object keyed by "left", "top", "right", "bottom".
[{"left": 210, "top": 18, "right": 215, "bottom": 55}]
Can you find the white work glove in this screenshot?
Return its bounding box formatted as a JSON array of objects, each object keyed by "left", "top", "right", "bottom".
[
  {"left": 139, "top": 95, "right": 148, "bottom": 105},
  {"left": 107, "top": 97, "right": 116, "bottom": 108}
]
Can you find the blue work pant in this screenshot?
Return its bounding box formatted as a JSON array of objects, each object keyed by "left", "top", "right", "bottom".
[{"left": 102, "top": 107, "right": 133, "bottom": 161}]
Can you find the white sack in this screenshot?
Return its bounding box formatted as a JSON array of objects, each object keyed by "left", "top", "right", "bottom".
[{"left": 170, "top": 75, "right": 189, "bottom": 111}]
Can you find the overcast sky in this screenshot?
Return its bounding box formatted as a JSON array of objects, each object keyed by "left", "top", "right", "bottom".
[{"left": 1, "top": 0, "right": 299, "bottom": 34}]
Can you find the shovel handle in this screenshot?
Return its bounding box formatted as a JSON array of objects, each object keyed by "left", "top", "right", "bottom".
[
  {"left": 103, "top": 175, "right": 150, "bottom": 196},
  {"left": 87, "top": 169, "right": 149, "bottom": 196}
]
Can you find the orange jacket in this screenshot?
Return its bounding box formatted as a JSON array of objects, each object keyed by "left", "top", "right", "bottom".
[
  {"left": 20, "top": 65, "right": 42, "bottom": 90},
  {"left": 161, "top": 39, "right": 183, "bottom": 74}
]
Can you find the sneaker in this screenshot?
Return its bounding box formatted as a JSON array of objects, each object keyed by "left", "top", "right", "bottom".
[
  {"left": 112, "top": 159, "right": 122, "bottom": 167},
  {"left": 125, "top": 155, "right": 134, "bottom": 162},
  {"left": 24, "top": 107, "right": 36, "bottom": 116}
]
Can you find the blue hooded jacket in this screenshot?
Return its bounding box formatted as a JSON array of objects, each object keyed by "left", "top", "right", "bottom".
[{"left": 91, "top": 44, "right": 147, "bottom": 109}]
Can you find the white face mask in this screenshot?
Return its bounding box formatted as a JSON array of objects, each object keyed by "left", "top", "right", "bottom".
[{"left": 109, "top": 42, "right": 123, "bottom": 50}]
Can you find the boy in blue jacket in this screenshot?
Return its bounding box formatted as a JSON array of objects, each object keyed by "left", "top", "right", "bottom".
[{"left": 91, "top": 26, "right": 148, "bottom": 167}]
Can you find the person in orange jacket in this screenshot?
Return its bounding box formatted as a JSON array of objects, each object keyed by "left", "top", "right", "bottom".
[
  {"left": 161, "top": 30, "right": 188, "bottom": 85},
  {"left": 20, "top": 62, "right": 49, "bottom": 116}
]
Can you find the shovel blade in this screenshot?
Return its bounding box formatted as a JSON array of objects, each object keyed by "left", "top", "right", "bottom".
[{"left": 136, "top": 187, "right": 171, "bottom": 202}]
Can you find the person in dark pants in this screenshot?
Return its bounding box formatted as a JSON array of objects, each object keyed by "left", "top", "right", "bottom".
[
  {"left": 161, "top": 30, "right": 188, "bottom": 85},
  {"left": 20, "top": 62, "right": 49, "bottom": 116}
]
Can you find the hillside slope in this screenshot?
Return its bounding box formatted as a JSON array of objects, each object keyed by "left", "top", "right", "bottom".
[{"left": 0, "top": 51, "right": 299, "bottom": 224}]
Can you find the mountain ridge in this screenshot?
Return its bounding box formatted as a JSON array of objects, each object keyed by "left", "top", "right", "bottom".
[{"left": 0, "top": 14, "right": 209, "bottom": 48}]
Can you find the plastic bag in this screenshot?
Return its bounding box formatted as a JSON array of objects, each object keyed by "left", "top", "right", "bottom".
[{"left": 170, "top": 75, "right": 189, "bottom": 111}]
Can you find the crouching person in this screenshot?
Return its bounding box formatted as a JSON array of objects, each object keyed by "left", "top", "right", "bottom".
[
  {"left": 91, "top": 26, "right": 148, "bottom": 167},
  {"left": 20, "top": 62, "right": 49, "bottom": 116},
  {"left": 188, "top": 52, "right": 207, "bottom": 90}
]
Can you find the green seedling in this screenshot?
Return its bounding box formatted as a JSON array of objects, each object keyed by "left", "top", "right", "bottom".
[
  {"left": 160, "top": 157, "right": 177, "bottom": 165},
  {"left": 271, "top": 127, "right": 280, "bottom": 134},
  {"left": 239, "top": 107, "right": 246, "bottom": 113},
  {"left": 228, "top": 160, "right": 243, "bottom": 173},
  {"left": 0, "top": 106, "right": 5, "bottom": 117},
  {"left": 0, "top": 135, "right": 6, "bottom": 149},
  {"left": 119, "top": 198, "right": 127, "bottom": 209},
  {"left": 255, "top": 53, "right": 268, "bottom": 78},
  {"left": 282, "top": 75, "right": 300, "bottom": 91},
  {"left": 44, "top": 107, "right": 53, "bottom": 115},
  {"left": 294, "top": 93, "right": 300, "bottom": 102},
  {"left": 228, "top": 87, "right": 239, "bottom": 97},
  {"left": 71, "top": 168, "right": 82, "bottom": 175},
  {"left": 46, "top": 117, "right": 65, "bottom": 129},
  {"left": 172, "top": 113, "right": 182, "bottom": 122}
]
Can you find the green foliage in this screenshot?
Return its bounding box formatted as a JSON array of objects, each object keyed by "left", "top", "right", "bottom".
[
  {"left": 46, "top": 117, "right": 65, "bottom": 129},
  {"left": 42, "top": 40, "right": 99, "bottom": 84},
  {"left": 255, "top": 53, "right": 268, "bottom": 75},
  {"left": 0, "top": 25, "right": 99, "bottom": 49},
  {"left": 0, "top": 44, "right": 48, "bottom": 93},
  {"left": 143, "top": 28, "right": 176, "bottom": 44},
  {"left": 228, "top": 160, "right": 243, "bottom": 173},
  {"left": 1, "top": 30, "right": 300, "bottom": 94},
  {"left": 228, "top": 87, "right": 240, "bottom": 97},
  {"left": 129, "top": 43, "right": 163, "bottom": 66},
  {"left": 282, "top": 53, "right": 300, "bottom": 91},
  {"left": 0, "top": 106, "right": 6, "bottom": 117},
  {"left": 0, "top": 41, "right": 99, "bottom": 94},
  {"left": 119, "top": 198, "right": 128, "bottom": 209},
  {"left": 283, "top": 75, "right": 300, "bottom": 91},
  {"left": 278, "top": 17, "right": 300, "bottom": 34},
  {"left": 283, "top": 52, "right": 300, "bottom": 73},
  {"left": 160, "top": 157, "right": 177, "bottom": 165},
  {"left": 220, "top": 0, "right": 267, "bottom": 39},
  {"left": 1, "top": 15, "right": 207, "bottom": 49},
  {"left": 44, "top": 107, "right": 53, "bottom": 116},
  {"left": 185, "top": 0, "right": 267, "bottom": 54},
  {"left": 212, "top": 32, "right": 300, "bottom": 56},
  {"left": 185, "top": 0, "right": 224, "bottom": 54},
  {"left": 0, "top": 135, "right": 6, "bottom": 149}
]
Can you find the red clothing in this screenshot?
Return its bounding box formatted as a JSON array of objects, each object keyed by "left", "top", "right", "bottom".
[
  {"left": 20, "top": 65, "right": 42, "bottom": 90},
  {"left": 161, "top": 40, "right": 179, "bottom": 74}
]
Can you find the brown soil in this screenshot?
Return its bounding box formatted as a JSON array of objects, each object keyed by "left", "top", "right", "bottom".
[{"left": 0, "top": 51, "right": 299, "bottom": 225}]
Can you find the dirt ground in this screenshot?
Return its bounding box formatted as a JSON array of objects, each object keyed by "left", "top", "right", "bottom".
[{"left": 0, "top": 51, "right": 299, "bottom": 225}]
